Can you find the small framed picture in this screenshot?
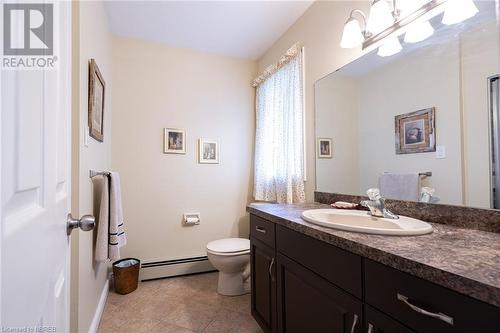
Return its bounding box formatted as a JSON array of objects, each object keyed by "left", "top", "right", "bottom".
[
  {"left": 163, "top": 128, "right": 186, "bottom": 154},
  {"left": 88, "top": 59, "right": 105, "bottom": 142},
  {"left": 317, "top": 138, "right": 332, "bottom": 158},
  {"left": 198, "top": 139, "right": 219, "bottom": 164},
  {"left": 395, "top": 108, "right": 436, "bottom": 154}
]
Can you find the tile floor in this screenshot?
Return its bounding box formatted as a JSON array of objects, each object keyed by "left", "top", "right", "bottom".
[{"left": 98, "top": 272, "right": 263, "bottom": 333}]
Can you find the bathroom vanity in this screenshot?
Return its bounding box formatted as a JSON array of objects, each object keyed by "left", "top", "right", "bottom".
[{"left": 248, "top": 202, "right": 500, "bottom": 333}]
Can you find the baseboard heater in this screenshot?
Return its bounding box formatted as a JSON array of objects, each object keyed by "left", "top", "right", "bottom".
[{"left": 140, "top": 256, "right": 215, "bottom": 281}]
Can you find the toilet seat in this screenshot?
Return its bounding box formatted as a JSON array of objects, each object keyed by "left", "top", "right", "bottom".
[{"left": 207, "top": 238, "right": 250, "bottom": 256}]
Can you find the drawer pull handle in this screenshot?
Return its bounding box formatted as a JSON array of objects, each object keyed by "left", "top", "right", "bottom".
[
  {"left": 397, "top": 293, "right": 454, "bottom": 325},
  {"left": 256, "top": 226, "right": 267, "bottom": 234},
  {"left": 350, "top": 314, "right": 359, "bottom": 333},
  {"left": 269, "top": 257, "right": 275, "bottom": 281}
]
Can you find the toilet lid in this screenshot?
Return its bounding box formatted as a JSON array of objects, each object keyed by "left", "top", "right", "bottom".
[{"left": 206, "top": 238, "right": 250, "bottom": 253}]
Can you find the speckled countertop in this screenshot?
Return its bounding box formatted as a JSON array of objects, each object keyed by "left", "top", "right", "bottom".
[{"left": 247, "top": 202, "right": 500, "bottom": 308}]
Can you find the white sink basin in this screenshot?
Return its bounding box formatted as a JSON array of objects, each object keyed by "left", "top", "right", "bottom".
[{"left": 301, "top": 209, "right": 433, "bottom": 236}]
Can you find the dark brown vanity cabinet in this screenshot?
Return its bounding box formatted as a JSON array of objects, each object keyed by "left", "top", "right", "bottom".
[
  {"left": 276, "top": 253, "right": 362, "bottom": 333},
  {"left": 251, "top": 238, "right": 276, "bottom": 333},
  {"left": 250, "top": 215, "right": 362, "bottom": 333},
  {"left": 250, "top": 216, "right": 277, "bottom": 333},
  {"left": 250, "top": 214, "right": 500, "bottom": 333}
]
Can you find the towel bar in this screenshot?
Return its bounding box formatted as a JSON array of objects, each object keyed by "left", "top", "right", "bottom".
[
  {"left": 89, "top": 170, "right": 110, "bottom": 178},
  {"left": 383, "top": 172, "right": 432, "bottom": 177}
]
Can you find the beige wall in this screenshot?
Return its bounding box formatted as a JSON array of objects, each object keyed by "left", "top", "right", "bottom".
[
  {"left": 315, "top": 76, "right": 359, "bottom": 194},
  {"left": 258, "top": 1, "right": 370, "bottom": 201},
  {"left": 111, "top": 36, "right": 256, "bottom": 263},
  {"left": 71, "top": 1, "right": 113, "bottom": 332}
]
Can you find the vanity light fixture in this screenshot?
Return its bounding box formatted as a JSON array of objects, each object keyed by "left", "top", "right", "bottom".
[
  {"left": 442, "top": 0, "right": 479, "bottom": 25},
  {"left": 404, "top": 20, "right": 434, "bottom": 43},
  {"left": 340, "top": 10, "right": 370, "bottom": 49},
  {"left": 366, "top": 0, "right": 397, "bottom": 34},
  {"left": 377, "top": 36, "right": 403, "bottom": 57},
  {"left": 340, "top": 0, "right": 479, "bottom": 56},
  {"left": 397, "top": 0, "right": 430, "bottom": 17}
]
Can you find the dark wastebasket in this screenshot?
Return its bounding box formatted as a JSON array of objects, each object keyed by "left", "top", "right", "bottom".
[{"left": 113, "top": 258, "right": 140, "bottom": 295}]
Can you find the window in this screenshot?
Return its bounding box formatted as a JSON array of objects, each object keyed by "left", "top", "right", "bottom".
[{"left": 253, "top": 46, "right": 305, "bottom": 204}]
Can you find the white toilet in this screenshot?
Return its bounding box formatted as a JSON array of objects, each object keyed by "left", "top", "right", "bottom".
[{"left": 206, "top": 238, "right": 250, "bottom": 296}]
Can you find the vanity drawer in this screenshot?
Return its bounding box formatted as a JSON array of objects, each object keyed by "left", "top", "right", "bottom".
[
  {"left": 276, "top": 225, "right": 362, "bottom": 298},
  {"left": 250, "top": 215, "right": 276, "bottom": 248},
  {"left": 365, "top": 259, "right": 500, "bottom": 333}
]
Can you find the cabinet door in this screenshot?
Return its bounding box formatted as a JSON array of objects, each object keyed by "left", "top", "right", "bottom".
[
  {"left": 251, "top": 237, "right": 276, "bottom": 333},
  {"left": 365, "top": 305, "right": 414, "bottom": 333},
  {"left": 276, "top": 253, "right": 362, "bottom": 333}
]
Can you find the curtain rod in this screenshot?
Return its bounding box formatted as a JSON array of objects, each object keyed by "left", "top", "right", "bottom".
[{"left": 252, "top": 42, "right": 302, "bottom": 88}]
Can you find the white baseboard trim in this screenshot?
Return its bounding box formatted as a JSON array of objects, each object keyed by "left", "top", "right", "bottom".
[
  {"left": 89, "top": 277, "right": 109, "bottom": 333},
  {"left": 140, "top": 256, "right": 215, "bottom": 281}
]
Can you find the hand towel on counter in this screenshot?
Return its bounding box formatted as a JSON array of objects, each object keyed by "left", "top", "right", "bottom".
[
  {"left": 95, "top": 172, "right": 127, "bottom": 262},
  {"left": 378, "top": 173, "right": 420, "bottom": 202}
]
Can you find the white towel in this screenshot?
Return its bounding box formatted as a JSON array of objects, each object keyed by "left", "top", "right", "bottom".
[
  {"left": 379, "top": 173, "right": 420, "bottom": 202},
  {"left": 95, "top": 172, "right": 126, "bottom": 262}
]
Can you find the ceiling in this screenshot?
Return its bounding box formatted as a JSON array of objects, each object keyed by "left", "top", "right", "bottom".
[{"left": 104, "top": 1, "right": 314, "bottom": 60}]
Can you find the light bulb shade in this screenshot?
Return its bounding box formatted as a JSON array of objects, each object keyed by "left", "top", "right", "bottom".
[
  {"left": 398, "top": 0, "right": 430, "bottom": 17},
  {"left": 442, "top": 0, "right": 479, "bottom": 25},
  {"left": 340, "top": 18, "right": 365, "bottom": 48},
  {"left": 404, "top": 20, "right": 434, "bottom": 43},
  {"left": 377, "top": 37, "right": 402, "bottom": 57},
  {"left": 366, "top": 0, "right": 395, "bottom": 34}
]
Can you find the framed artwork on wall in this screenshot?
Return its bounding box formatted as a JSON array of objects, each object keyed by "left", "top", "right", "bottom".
[
  {"left": 395, "top": 107, "right": 436, "bottom": 154},
  {"left": 198, "top": 139, "right": 219, "bottom": 164},
  {"left": 163, "top": 128, "right": 186, "bottom": 154},
  {"left": 317, "top": 138, "right": 332, "bottom": 158},
  {"left": 88, "top": 59, "right": 106, "bottom": 142}
]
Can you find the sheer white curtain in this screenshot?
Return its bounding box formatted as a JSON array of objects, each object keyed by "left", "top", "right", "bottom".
[{"left": 253, "top": 49, "right": 305, "bottom": 204}]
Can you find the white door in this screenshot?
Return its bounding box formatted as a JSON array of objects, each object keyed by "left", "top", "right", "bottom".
[{"left": 1, "top": 1, "right": 74, "bottom": 331}]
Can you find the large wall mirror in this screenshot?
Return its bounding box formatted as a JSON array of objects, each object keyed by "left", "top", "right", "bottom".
[{"left": 315, "top": 1, "right": 500, "bottom": 209}]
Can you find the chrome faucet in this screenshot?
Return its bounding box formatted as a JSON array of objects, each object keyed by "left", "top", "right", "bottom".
[{"left": 360, "top": 188, "right": 399, "bottom": 219}]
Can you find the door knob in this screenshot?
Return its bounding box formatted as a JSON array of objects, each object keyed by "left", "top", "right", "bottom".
[{"left": 67, "top": 213, "right": 96, "bottom": 235}]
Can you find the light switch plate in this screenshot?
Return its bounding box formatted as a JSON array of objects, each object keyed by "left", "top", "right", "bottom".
[
  {"left": 84, "top": 126, "right": 89, "bottom": 147},
  {"left": 436, "top": 145, "right": 446, "bottom": 159}
]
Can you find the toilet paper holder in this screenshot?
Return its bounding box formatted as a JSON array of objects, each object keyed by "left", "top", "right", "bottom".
[{"left": 183, "top": 213, "right": 200, "bottom": 225}]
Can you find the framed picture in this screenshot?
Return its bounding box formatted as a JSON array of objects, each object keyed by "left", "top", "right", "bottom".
[
  {"left": 163, "top": 128, "right": 186, "bottom": 154},
  {"left": 88, "top": 59, "right": 105, "bottom": 142},
  {"left": 198, "top": 139, "right": 219, "bottom": 164},
  {"left": 317, "top": 138, "right": 332, "bottom": 158},
  {"left": 395, "top": 107, "right": 436, "bottom": 154}
]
